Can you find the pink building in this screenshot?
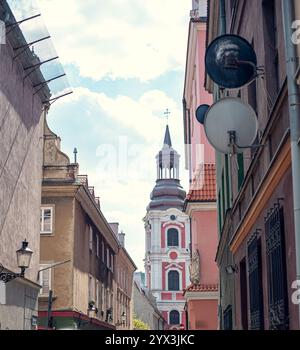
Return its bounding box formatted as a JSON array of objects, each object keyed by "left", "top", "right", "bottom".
[{"left": 182, "top": 0, "right": 219, "bottom": 330}]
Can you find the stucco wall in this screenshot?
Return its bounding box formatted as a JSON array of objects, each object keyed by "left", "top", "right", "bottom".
[
  {"left": 187, "top": 299, "right": 218, "bottom": 330},
  {"left": 40, "top": 196, "right": 75, "bottom": 311},
  {"left": 0, "top": 31, "right": 45, "bottom": 284},
  {"left": 191, "top": 209, "right": 218, "bottom": 285},
  {"left": 0, "top": 279, "right": 39, "bottom": 330}
]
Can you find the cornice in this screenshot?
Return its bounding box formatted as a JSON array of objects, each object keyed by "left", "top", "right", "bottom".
[
  {"left": 75, "top": 186, "right": 120, "bottom": 252},
  {"left": 185, "top": 291, "right": 219, "bottom": 301},
  {"left": 42, "top": 184, "right": 79, "bottom": 197},
  {"left": 185, "top": 201, "right": 217, "bottom": 216}
]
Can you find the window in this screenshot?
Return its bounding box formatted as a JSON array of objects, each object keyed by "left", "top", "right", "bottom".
[
  {"left": 263, "top": 0, "right": 280, "bottom": 102},
  {"left": 168, "top": 270, "right": 180, "bottom": 291},
  {"left": 89, "top": 226, "right": 93, "bottom": 251},
  {"left": 96, "top": 234, "right": 99, "bottom": 257},
  {"left": 167, "top": 228, "right": 179, "bottom": 247},
  {"left": 248, "top": 235, "right": 264, "bottom": 330},
  {"left": 96, "top": 281, "right": 102, "bottom": 311},
  {"left": 223, "top": 306, "right": 233, "bottom": 330},
  {"left": 107, "top": 248, "right": 110, "bottom": 268},
  {"left": 111, "top": 254, "right": 114, "bottom": 272},
  {"left": 265, "top": 206, "right": 289, "bottom": 329},
  {"left": 39, "top": 265, "right": 52, "bottom": 295},
  {"left": 240, "top": 259, "right": 248, "bottom": 330},
  {"left": 40, "top": 207, "right": 53, "bottom": 234},
  {"left": 237, "top": 153, "right": 244, "bottom": 191},
  {"left": 101, "top": 284, "right": 105, "bottom": 314},
  {"left": 88, "top": 275, "right": 95, "bottom": 302},
  {"left": 102, "top": 241, "right": 105, "bottom": 262},
  {"left": 169, "top": 310, "right": 180, "bottom": 325}
]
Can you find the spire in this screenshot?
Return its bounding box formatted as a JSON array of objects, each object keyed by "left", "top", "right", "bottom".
[{"left": 163, "top": 125, "right": 172, "bottom": 147}]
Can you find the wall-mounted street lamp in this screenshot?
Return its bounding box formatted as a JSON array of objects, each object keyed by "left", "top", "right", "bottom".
[
  {"left": 88, "top": 300, "right": 98, "bottom": 314},
  {"left": 0, "top": 240, "right": 33, "bottom": 283}
]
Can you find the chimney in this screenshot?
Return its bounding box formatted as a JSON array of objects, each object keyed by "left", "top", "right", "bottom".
[
  {"left": 118, "top": 230, "right": 125, "bottom": 247},
  {"left": 109, "top": 223, "right": 119, "bottom": 236}
]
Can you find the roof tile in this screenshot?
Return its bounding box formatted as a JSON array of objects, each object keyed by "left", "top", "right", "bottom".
[{"left": 185, "top": 163, "right": 216, "bottom": 202}]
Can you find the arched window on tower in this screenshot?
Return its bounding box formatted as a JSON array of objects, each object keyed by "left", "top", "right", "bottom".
[
  {"left": 168, "top": 270, "right": 180, "bottom": 291},
  {"left": 167, "top": 228, "right": 179, "bottom": 247},
  {"left": 169, "top": 310, "right": 180, "bottom": 325}
]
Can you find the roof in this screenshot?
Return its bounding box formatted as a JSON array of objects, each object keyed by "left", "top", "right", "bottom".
[
  {"left": 183, "top": 283, "right": 218, "bottom": 295},
  {"left": 163, "top": 125, "right": 172, "bottom": 147},
  {"left": 185, "top": 163, "right": 216, "bottom": 202}
]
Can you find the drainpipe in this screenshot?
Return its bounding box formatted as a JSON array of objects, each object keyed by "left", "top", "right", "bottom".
[{"left": 281, "top": 0, "right": 300, "bottom": 326}]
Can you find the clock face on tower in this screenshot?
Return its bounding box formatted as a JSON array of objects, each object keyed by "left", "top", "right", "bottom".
[{"left": 170, "top": 215, "right": 176, "bottom": 221}]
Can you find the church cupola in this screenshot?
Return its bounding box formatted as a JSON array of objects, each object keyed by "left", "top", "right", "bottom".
[
  {"left": 156, "top": 125, "right": 180, "bottom": 180},
  {"left": 148, "top": 125, "right": 186, "bottom": 211}
]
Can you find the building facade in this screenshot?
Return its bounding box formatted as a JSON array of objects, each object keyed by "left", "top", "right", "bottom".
[
  {"left": 132, "top": 272, "right": 165, "bottom": 330},
  {"left": 111, "top": 223, "right": 137, "bottom": 330},
  {"left": 182, "top": 0, "right": 219, "bottom": 330},
  {"left": 0, "top": 0, "right": 51, "bottom": 330},
  {"left": 144, "top": 126, "right": 190, "bottom": 330},
  {"left": 206, "top": 0, "right": 300, "bottom": 330},
  {"left": 38, "top": 120, "right": 136, "bottom": 330}
]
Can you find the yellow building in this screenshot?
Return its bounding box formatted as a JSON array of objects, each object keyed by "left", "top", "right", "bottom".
[{"left": 38, "top": 119, "right": 136, "bottom": 330}]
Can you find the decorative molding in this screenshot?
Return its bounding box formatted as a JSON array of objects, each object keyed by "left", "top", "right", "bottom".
[
  {"left": 185, "top": 202, "right": 217, "bottom": 216},
  {"left": 185, "top": 291, "right": 219, "bottom": 301},
  {"left": 230, "top": 139, "right": 291, "bottom": 254}
]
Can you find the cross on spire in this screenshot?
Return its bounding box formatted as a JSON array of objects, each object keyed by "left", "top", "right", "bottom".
[{"left": 164, "top": 108, "right": 171, "bottom": 124}]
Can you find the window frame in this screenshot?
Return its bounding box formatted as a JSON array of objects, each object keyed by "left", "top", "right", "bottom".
[
  {"left": 167, "top": 228, "right": 179, "bottom": 247},
  {"left": 89, "top": 226, "right": 93, "bottom": 251},
  {"left": 39, "top": 263, "right": 52, "bottom": 296},
  {"left": 167, "top": 270, "right": 180, "bottom": 291},
  {"left": 169, "top": 310, "right": 180, "bottom": 325},
  {"left": 40, "top": 206, "right": 54, "bottom": 235},
  {"left": 96, "top": 234, "right": 100, "bottom": 257}
]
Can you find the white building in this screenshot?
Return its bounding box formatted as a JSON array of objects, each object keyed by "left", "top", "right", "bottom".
[{"left": 144, "top": 126, "right": 190, "bottom": 330}]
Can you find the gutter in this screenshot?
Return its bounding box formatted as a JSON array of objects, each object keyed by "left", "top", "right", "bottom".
[{"left": 281, "top": 0, "right": 300, "bottom": 327}]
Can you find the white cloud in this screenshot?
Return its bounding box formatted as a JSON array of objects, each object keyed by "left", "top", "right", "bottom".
[
  {"left": 49, "top": 88, "right": 189, "bottom": 270},
  {"left": 58, "top": 87, "right": 183, "bottom": 143},
  {"left": 37, "top": 0, "right": 190, "bottom": 81}
]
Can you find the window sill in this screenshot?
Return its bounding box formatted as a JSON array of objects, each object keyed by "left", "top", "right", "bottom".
[{"left": 40, "top": 232, "right": 54, "bottom": 237}]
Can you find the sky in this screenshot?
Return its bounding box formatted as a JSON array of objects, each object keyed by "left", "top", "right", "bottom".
[{"left": 36, "top": 0, "right": 192, "bottom": 271}]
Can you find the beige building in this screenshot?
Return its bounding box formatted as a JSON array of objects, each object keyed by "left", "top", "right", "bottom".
[
  {"left": 111, "top": 224, "right": 137, "bottom": 330},
  {"left": 132, "top": 273, "right": 165, "bottom": 330},
  {"left": 38, "top": 120, "right": 136, "bottom": 330}
]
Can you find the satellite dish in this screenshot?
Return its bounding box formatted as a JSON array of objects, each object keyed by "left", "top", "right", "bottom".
[
  {"left": 205, "top": 34, "right": 257, "bottom": 89},
  {"left": 204, "top": 97, "right": 258, "bottom": 154},
  {"left": 196, "top": 104, "right": 210, "bottom": 125}
]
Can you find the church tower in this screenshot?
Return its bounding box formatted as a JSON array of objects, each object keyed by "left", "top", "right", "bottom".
[{"left": 143, "top": 125, "right": 190, "bottom": 330}]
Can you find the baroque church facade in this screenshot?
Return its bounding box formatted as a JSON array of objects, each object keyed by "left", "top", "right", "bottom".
[{"left": 143, "top": 126, "right": 190, "bottom": 330}]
